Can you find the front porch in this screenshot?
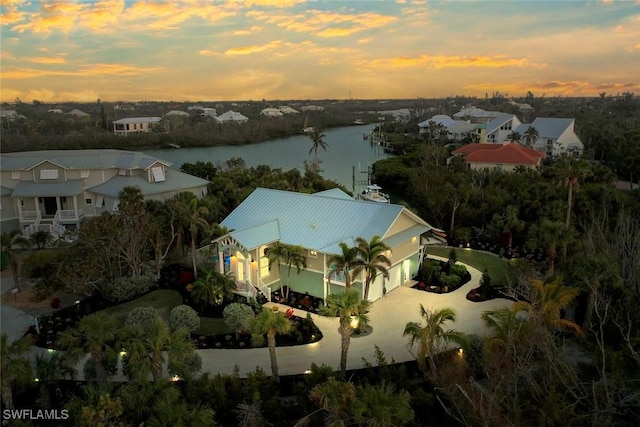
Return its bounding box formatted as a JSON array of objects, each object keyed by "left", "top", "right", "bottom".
[{"left": 17, "top": 194, "right": 85, "bottom": 238}]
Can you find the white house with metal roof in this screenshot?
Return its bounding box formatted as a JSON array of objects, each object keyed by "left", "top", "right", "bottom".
[
  {"left": 209, "top": 187, "right": 440, "bottom": 302},
  {"left": 482, "top": 113, "right": 522, "bottom": 143},
  {"left": 215, "top": 111, "right": 249, "bottom": 124},
  {"left": 112, "top": 117, "right": 161, "bottom": 136},
  {"left": 514, "top": 117, "right": 584, "bottom": 157},
  {"left": 0, "top": 149, "right": 210, "bottom": 237}
]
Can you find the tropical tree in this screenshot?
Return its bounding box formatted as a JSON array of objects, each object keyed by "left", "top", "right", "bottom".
[
  {"left": 249, "top": 308, "right": 293, "bottom": 382},
  {"left": 481, "top": 305, "right": 532, "bottom": 367},
  {"left": 177, "top": 198, "right": 210, "bottom": 279},
  {"left": 122, "top": 318, "right": 200, "bottom": 382},
  {"left": 353, "top": 236, "right": 391, "bottom": 301},
  {"left": 352, "top": 381, "right": 414, "bottom": 427},
  {"left": 33, "top": 352, "right": 76, "bottom": 408},
  {"left": 29, "top": 230, "right": 52, "bottom": 250},
  {"left": 318, "top": 289, "right": 371, "bottom": 376},
  {"left": 308, "top": 128, "right": 328, "bottom": 160},
  {"left": 57, "top": 313, "right": 120, "bottom": 384},
  {"left": 116, "top": 186, "right": 153, "bottom": 276},
  {"left": 266, "top": 241, "right": 289, "bottom": 296},
  {"left": 284, "top": 244, "right": 307, "bottom": 294},
  {"left": 526, "top": 219, "right": 573, "bottom": 276},
  {"left": 555, "top": 158, "right": 592, "bottom": 258},
  {"left": 306, "top": 378, "right": 357, "bottom": 427},
  {"left": 190, "top": 268, "right": 236, "bottom": 309},
  {"left": 523, "top": 126, "right": 539, "bottom": 147},
  {"left": 0, "top": 334, "right": 33, "bottom": 410},
  {"left": 1, "top": 229, "right": 32, "bottom": 291},
  {"left": 326, "top": 242, "right": 360, "bottom": 291},
  {"left": 403, "top": 305, "right": 467, "bottom": 378},
  {"left": 506, "top": 131, "right": 522, "bottom": 144}
]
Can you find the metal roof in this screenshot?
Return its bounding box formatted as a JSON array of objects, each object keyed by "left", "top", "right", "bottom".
[
  {"left": 89, "top": 169, "right": 209, "bottom": 197},
  {"left": 112, "top": 117, "right": 161, "bottom": 124},
  {"left": 0, "top": 149, "right": 171, "bottom": 171},
  {"left": 11, "top": 180, "right": 84, "bottom": 197},
  {"left": 382, "top": 224, "right": 430, "bottom": 249},
  {"left": 313, "top": 188, "right": 354, "bottom": 200},
  {"left": 230, "top": 220, "right": 281, "bottom": 250},
  {"left": 220, "top": 188, "right": 412, "bottom": 254},
  {"left": 1, "top": 186, "right": 13, "bottom": 196}
]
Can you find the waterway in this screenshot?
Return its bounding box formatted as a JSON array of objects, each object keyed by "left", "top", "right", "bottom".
[{"left": 142, "top": 124, "right": 391, "bottom": 191}]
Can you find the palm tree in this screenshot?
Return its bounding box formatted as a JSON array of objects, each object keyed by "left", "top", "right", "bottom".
[
  {"left": 481, "top": 305, "right": 532, "bottom": 353},
  {"left": 506, "top": 131, "right": 522, "bottom": 144},
  {"left": 352, "top": 381, "right": 414, "bottom": 427},
  {"left": 353, "top": 236, "right": 391, "bottom": 301},
  {"left": 266, "top": 241, "right": 289, "bottom": 297},
  {"left": 33, "top": 352, "right": 76, "bottom": 408},
  {"left": 556, "top": 158, "right": 592, "bottom": 259},
  {"left": 403, "top": 305, "right": 467, "bottom": 378},
  {"left": 122, "top": 318, "right": 198, "bottom": 382},
  {"left": 190, "top": 268, "right": 236, "bottom": 309},
  {"left": 249, "top": 308, "right": 292, "bottom": 382},
  {"left": 0, "top": 334, "right": 33, "bottom": 410},
  {"left": 327, "top": 242, "right": 360, "bottom": 291},
  {"left": 57, "top": 312, "right": 120, "bottom": 384},
  {"left": 523, "top": 126, "right": 539, "bottom": 147},
  {"left": 308, "top": 128, "right": 328, "bottom": 159},
  {"left": 177, "top": 198, "right": 210, "bottom": 279},
  {"left": 29, "top": 230, "right": 52, "bottom": 250},
  {"left": 306, "top": 378, "right": 357, "bottom": 426},
  {"left": 1, "top": 229, "right": 31, "bottom": 291},
  {"left": 526, "top": 219, "right": 572, "bottom": 276},
  {"left": 514, "top": 278, "right": 583, "bottom": 336},
  {"left": 318, "top": 289, "right": 371, "bottom": 376},
  {"left": 284, "top": 244, "right": 307, "bottom": 294}
]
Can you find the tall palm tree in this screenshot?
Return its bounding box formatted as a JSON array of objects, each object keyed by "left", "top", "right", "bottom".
[
  {"left": 1, "top": 229, "right": 31, "bottom": 291},
  {"left": 177, "top": 198, "right": 210, "bottom": 279},
  {"left": 514, "top": 278, "right": 583, "bottom": 336},
  {"left": 249, "top": 308, "right": 292, "bottom": 382},
  {"left": 57, "top": 312, "right": 120, "bottom": 384},
  {"left": 0, "top": 334, "right": 33, "bottom": 410},
  {"left": 308, "top": 128, "right": 328, "bottom": 160},
  {"left": 266, "top": 241, "right": 289, "bottom": 297},
  {"left": 526, "top": 219, "right": 572, "bottom": 276},
  {"left": 556, "top": 158, "right": 592, "bottom": 259},
  {"left": 122, "top": 318, "right": 198, "bottom": 382},
  {"left": 284, "top": 244, "right": 307, "bottom": 295},
  {"left": 33, "top": 352, "right": 76, "bottom": 408},
  {"left": 318, "top": 289, "right": 371, "bottom": 376},
  {"left": 190, "top": 268, "right": 236, "bottom": 309},
  {"left": 481, "top": 305, "right": 532, "bottom": 353},
  {"left": 306, "top": 378, "right": 357, "bottom": 427},
  {"left": 327, "top": 242, "right": 360, "bottom": 291},
  {"left": 506, "top": 131, "right": 522, "bottom": 144},
  {"left": 523, "top": 126, "right": 539, "bottom": 147},
  {"left": 352, "top": 381, "right": 414, "bottom": 427},
  {"left": 403, "top": 305, "right": 466, "bottom": 378},
  {"left": 354, "top": 236, "right": 391, "bottom": 301}
]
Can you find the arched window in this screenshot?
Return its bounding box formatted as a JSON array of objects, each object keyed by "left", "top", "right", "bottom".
[{"left": 259, "top": 245, "right": 269, "bottom": 278}]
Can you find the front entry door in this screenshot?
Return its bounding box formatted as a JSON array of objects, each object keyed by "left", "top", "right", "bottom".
[{"left": 43, "top": 197, "right": 57, "bottom": 216}]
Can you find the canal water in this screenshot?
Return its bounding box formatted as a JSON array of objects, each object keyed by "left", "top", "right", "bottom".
[{"left": 142, "top": 124, "right": 391, "bottom": 191}]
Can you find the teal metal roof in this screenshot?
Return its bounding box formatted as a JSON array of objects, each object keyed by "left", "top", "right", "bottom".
[
  {"left": 0, "top": 149, "right": 170, "bottom": 171},
  {"left": 89, "top": 169, "right": 209, "bottom": 197},
  {"left": 230, "top": 220, "right": 281, "bottom": 250},
  {"left": 11, "top": 180, "right": 84, "bottom": 197},
  {"left": 313, "top": 188, "right": 353, "bottom": 200},
  {"left": 383, "top": 224, "right": 429, "bottom": 249},
  {"left": 1, "top": 186, "right": 13, "bottom": 196},
  {"left": 220, "top": 188, "right": 408, "bottom": 254}
]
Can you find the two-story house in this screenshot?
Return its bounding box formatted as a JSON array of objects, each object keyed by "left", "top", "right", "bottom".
[
  {"left": 0, "top": 149, "right": 210, "bottom": 237},
  {"left": 112, "top": 117, "right": 161, "bottom": 136},
  {"left": 514, "top": 117, "right": 584, "bottom": 157}
]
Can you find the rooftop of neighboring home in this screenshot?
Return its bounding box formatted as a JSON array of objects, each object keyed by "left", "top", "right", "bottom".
[
  {"left": 452, "top": 143, "right": 545, "bottom": 165},
  {"left": 219, "top": 187, "right": 433, "bottom": 254},
  {"left": 453, "top": 106, "right": 502, "bottom": 121},
  {"left": 112, "top": 116, "right": 162, "bottom": 124},
  {"left": 514, "top": 117, "right": 576, "bottom": 139},
  {"left": 0, "top": 149, "right": 170, "bottom": 171}
]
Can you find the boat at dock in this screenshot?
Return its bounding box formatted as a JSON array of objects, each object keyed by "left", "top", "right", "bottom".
[{"left": 358, "top": 184, "right": 390, "bottom": 204}]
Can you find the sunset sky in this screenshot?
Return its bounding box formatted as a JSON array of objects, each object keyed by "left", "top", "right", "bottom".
[{"left": 1, "top": 0, "right": 639, "bottom": 103}]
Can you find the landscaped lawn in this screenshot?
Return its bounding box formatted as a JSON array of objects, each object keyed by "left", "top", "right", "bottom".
[
  {"left": 425, "top": 246, "right": 513, "bottom": 286},
  {"left": 194, "top": 317, "right": 234, "bottom": 336},
  {"left": 96, "top": 289, "right": 183, "bottom": 326}
]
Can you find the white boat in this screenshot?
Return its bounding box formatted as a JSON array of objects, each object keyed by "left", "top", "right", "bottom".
[
  {"left": 352, "top": 119, "right": 364, "bottom": 125},
  {"left": 303, "top": 116, "right": 315, "bottom": 133},
  {"left": 358, "top": 184, "right": 390, "bottom": 204}
]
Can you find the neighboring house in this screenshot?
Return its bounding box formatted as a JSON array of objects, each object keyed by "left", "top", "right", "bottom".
[
  {"left": 114, "top": 104, "right": 135, "bottom": 111},
  {"left": 67, "top": 109, "right": 90, "bottom": 118},
  {"left": 300, "top": 105, "right": 325, "bottom": 111},
  {"left": 215, "top": 110, "right": 249, "bottom": 124},
  {"left": 453, "top": 106, "right": 502, "bottom": 123},
  {"left": 164, "top": 110, "right": 189, "bottom": 117},
  {"left": 482, "top": 113, "right": 522, "bottom": 143},
  {"left": 514, "top": 117, "right": 584, "bottom": 157},
  {"left": 0, "top": 149, "right": 210, "bottom": 237},
  {"left": 260, "top": 108, "right": 283, "bottom": 117},
  {"left": 451, "top": 142, "right": 544, "bottom": 171},
  {"left": 418, "top": 115, "right": 477, "bottom": 141},
  {"left": 278, "top": 106, "right": 299, "bottom": 114},
  {"left": 48, "top": 109, "right": 63, "bottom": 114},
  {"left": 209, "top": 187, "right": 442, "bottom": 302},
  {"left": 201, "top": 108, "right": 217, "bottom": 117},
  {"left": 1, "top": 110, "right": 19, "bottom": 120},
  {"left": 112, "top": 117, "right": 161, "bottom": 136}
]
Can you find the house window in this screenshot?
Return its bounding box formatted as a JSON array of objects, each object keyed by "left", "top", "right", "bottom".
[
  {"left": 40, "top": 169, "right": 59, "bottom": 180},
  {"left": 133, "top": 123, "right": 137, "bottom": 130},
  {"left": 85, "top": 198, "right": 92, "bottom": 205},
  {"left": 496, "top": 164, "right": 504, "bottom": 171},
  {"left": 11, "top": 171, "right": 20, "bottom": 179},
  {"left": 96, "top": 195, "right": 104, "bottom": 207},
  {"left": 61, "top": 197, "right": 67, "bottom": 203},
  {"left": 80, "top": 170, "right": 89, "bottom": 178},
  {"left": 412, "top": 236, "right": 418, "bottom": 244},
  {"left": 308, "top": 250, "right": 317, "bottom": 258},
  {"left": 151, "top": 166, "right": 165, "bottom": 182}
]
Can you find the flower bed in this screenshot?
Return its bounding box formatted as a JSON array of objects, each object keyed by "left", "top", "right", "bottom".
[
  {"left": 412, "top": 258, "right": 471, "bottom": 294},
  {"left": 271, "top": 287, "right": 323, "bottom": 314}
]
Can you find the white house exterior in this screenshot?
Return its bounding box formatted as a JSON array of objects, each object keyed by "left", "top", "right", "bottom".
[
  {"left": 418, "top": 115, "right": 478, "bottom": 141},
  {"left": 483, "top": 113, "right": 522, "bottom": 143},
  {"left": 260, "top": 108, "right": 283, "bottom": 117},
  {"left": 453, "top": 106, "right": 501, "bottom": 123},
  {"left": 0, "top": 150, "right": 210, "bottom": 236},
  {"left": 215, "top": 111, "right": 249, "bottom": 124},
  {"left": 112, "top": 117, "right": 161, "bottom": 136},
  {"left": 514, "top": 118, "right": 584, "bottom": 157}
]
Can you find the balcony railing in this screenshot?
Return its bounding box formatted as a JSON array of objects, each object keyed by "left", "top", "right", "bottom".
[
  {"left": 58, "top": 209, "right": 83, "bottom": 221},
  {"left": 22, "top": 210, "right": 39, "bottom": 221}
]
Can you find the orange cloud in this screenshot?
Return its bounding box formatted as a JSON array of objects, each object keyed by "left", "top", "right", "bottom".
[
  {"left": 365, "top": 54, "right": 541, "bottom": 69},
  {"left": 242, "top": 0, "right": 306, "bottom": 7},
  {"left": 358, "top": 37, "right": 373, "bottom": 44},
  {"left": 1, "top": 63, "right": 162, "bottom": 79},
  {"left": 462, "top": 80, "right": 640, "bottom": 96},
  {"left": 225, "top": 40, "right": 282, "bottom": 55},
  {"left": 26, "top": 56, "right": 66, "bottom": 64},
  {"left": 233, "top": 26, "right": 263, "bottom": 35}
]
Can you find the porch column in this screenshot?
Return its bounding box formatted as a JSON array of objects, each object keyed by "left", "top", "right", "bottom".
[
  {"left": 323, "top": 253, "right": 327, "bottom": 300},
  {"left": 244, "top": 257, "right": 249, "bottom": 283},
  {"left": 17, "top": 199, "right": 23, "bottom": 221},
  {"left": 72, "top": 196, "right": 78, "bottom": 220},
  {"left": 34, "top": 197, "right": 41, "bottom": 218},
  {"left": 218, "top": 250, "right": 224, "bottom": 273},
  {"left": 56, "top": 197, "right": 61, "bottom": 212}
]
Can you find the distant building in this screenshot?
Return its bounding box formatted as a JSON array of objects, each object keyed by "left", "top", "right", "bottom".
[
  {"left": 260, "top": 108, "right": 283, "bottom": 117},
  {"left": 164, "top": 110, "right": 189, "bottom": 117},
  {"left": 514, "top": 118, "right": 584, "bottom": 157},
  {"left": 418, "top": 115, "right": 477, "bottom": 141},
  {"left": 112, "top": 117, "right": 161, "bottom": 136},
  {"left": 278, "top": 106, "right": 299, "bottom": 114},
  {"left": 215, "top": 110, "right": 249, "bottom": 124},
  {"left": 67, "top": 109, "right": 90, "bottom": 117},
  {"left": 483, "top": 113, "right": 522, "bottom": 143},
  {"left": 453, "top": 106, "right": 502, "bottom": 123},
  {"left": 451, "top": 142, "right": 544, "bottom": 171},
  {"left": 300, "top": 105, "right": 325, "bottom": 111}
]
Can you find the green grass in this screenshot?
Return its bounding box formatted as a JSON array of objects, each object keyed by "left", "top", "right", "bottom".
[
  {"left": 425, "top": 246, "right": 513, "bottom": 286},
  {"left": 96, "top": 289, "right": 184, "bottom": 326},
  {"left": 194, "top": 317, "right": 234, "bottom": 337}
]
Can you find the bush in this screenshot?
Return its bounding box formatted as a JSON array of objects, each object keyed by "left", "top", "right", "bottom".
[
  {"left": 448, "top": 248, "right": 458, "bottom": 264},
  {"left": 125, "top": 307, "right": 160, "bottom": 336},
  {"left": 29, "top": 281, "right": 56, "bottom": 302},
  {"left": 223, "top": 303, "right": 255, "bottom": 334},
  {"left": 102, "top": 275, "right": 154, "bottom": 303},
  {"left": 50, "top": 297, "right": 61, "bottom": 309},
  {"left": 438, "top": 273, "right": 461, "bottom": 289},
  {"left": 170, "top": 305, "right": 200, "bottom": 332},
  {"left": 21, "top": 250, "right": 63, "bottom": 279},
  {"left": 479, "top": 269, "right": 492, "bottom": 294},
  {"left": 450, "top": 264, "right": 468, "bottom": 279}
]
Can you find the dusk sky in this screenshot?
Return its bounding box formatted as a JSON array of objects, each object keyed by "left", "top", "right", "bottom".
[{"left": 1, "top": 0, "right": 639, "bottom": 103}]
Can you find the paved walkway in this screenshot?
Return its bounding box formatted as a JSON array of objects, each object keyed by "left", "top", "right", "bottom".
[{"left": 1, "top": 258, "right": 513, "bottom": 379}]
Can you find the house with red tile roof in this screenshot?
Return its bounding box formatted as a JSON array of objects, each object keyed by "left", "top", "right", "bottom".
[{"left": 451, "top": 142, "right": 544, "bottom": 171}]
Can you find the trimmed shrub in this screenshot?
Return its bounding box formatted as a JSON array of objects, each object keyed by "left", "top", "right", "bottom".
[
  {"left": 170, "top": 305, "right": 200, "bottom": 332},
  {"left": 450, "top": 264, "right": 468, "bottom": 279},
  {"left": 125, "top": 307, "right": 160, "bottom": 336},
  {"left": 438, "top": 273, "right": 461, "bottom": 289},
  {"left": 223, "top": 303, "right": 255, "bottom": 334},
  {"left": 102, "top": 275, "right": 154, "bottom": 303},
  {"left": 479, "top": 269, "right": 492, "bottom": 294},
  {"left": 448, "top": 248, "right": 458, "bottom": 264}
]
